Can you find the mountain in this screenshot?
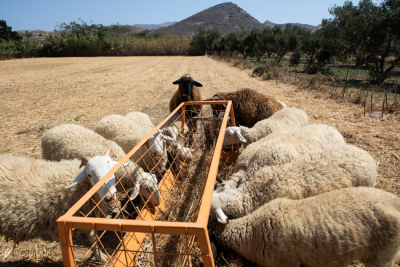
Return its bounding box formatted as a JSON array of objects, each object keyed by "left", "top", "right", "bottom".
[
  {"left": 133, "top": 22, "right": 177, "bottom": 30},
  {"left": 263, "top": 20, "right": 321, "bottom": 32},
  {"left": 151, "top": 2, "right": 264, "bottom": 35}
]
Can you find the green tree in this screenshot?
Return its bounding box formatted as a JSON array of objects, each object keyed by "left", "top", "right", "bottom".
[
  {"left": 190, "top": 28, "right": 221, "bottom": 54},
  {"left": 25, "top": 31, "right": 33, "bottom": 39},
  {"left": 321, "top": 0, "right": 400, "bottom": 83},
  {"left": 0, "top": 20, "right": 22, "bottom": 41},
  {"left": 271, "top": 25, "right": 300, "bottom": 63},
  {"left": 247, "top": 28, "right": 275, "bottom": 61}
]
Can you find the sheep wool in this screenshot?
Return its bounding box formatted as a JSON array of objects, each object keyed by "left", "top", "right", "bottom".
[
  {"left": 211, "top": 88, "right": 285, "bottom": 128},
  {"left": 95, "top": 114, "right": 168, "bottom": 177},
  {"left": 211, "top": 144, "right": 377, "bottom": 222},
  {"left": 125, "top": 112, "right": 154, "bottom": 135},
  {"left": 235, "top": 124, "right": 345, "bottom": 174},
  {"left": 223, "top": 107, "right": 309, "bottom": 146},
  {"left": 42, "top": 124, "right": 126, "bottom": 162},
  {"left": 212, "top": 187, "right": 400, "bottom": 267}
]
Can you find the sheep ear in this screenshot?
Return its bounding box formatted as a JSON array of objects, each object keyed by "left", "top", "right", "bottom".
[
  {"left": 236, "top": 132, "right": 247, "bottom": 143},
  {"left": 193, "top": 81, "right": 203, "bottom": 87},
  {"left": 79, "top": 157, "right": 91, "bottom": 169},
  {"left": 66, "top": 170, "right": 87, "bottom": 189},
  {"left": 215, "top": 209, "right": 229, "bottom": 224},
  {"left": 161, "top": 134, "right": 175, "bottom": 142},
  {"left": 105, "top": 149, "right": 116, "bottom": 159},
  {"left": 130, "top": 180, "right": 141, "bottom": 200},
  {"left": 173, "top": 79, "right": 182, "bottom": 84}
]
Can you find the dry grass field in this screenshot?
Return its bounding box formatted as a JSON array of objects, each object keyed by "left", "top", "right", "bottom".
[{"left": 0, "top": 56, "right": 400, "bottom": 266}]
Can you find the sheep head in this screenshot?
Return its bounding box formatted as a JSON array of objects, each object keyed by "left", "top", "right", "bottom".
[
  {"left": 66, "top": 150, "right": 129, "bottom": 207},
  {"left": 173, "top": 75, "right": 203, "bottom": 101},
  {"left": 223, "top": 127, "right": 247, "bottom": 147}
]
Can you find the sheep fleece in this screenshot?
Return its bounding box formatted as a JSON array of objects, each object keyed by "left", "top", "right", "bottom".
[
  {"left": 212, "top": 88, "right": 284, "bottom": 127},
  {"left": 217, "top": 144, "right": 377, "bottom": 219},
  {"left": 0, "top": 155, "right": 94, "bottom": 242},
  {"left": 213, "top": 187, "right": 400, "bottom": 267}
]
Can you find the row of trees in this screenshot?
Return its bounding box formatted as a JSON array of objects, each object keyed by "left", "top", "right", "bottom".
[
  {"left": 0, "top": 20, "right": 199, "bottom": 59},
  {"left": 191, "top": 0, "right": 400, "bottom": 83}
]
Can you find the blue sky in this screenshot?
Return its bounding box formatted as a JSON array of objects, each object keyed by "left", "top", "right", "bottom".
[{"left": 1, "top": 0, "right": 374, "bottom": 31}]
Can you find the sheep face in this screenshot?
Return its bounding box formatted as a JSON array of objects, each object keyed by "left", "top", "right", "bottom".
[
  {"left": 210, "top": 103, "right": 227, "bottom": 118},
  {"left": 66, "top": 151, "right": 128, "bottom": 207},
  {"left": 223, "top": 127, "right": 247, "bottom": 146},
  {"left": 172, "top": 77, "right": 203, "bottom": 101},
  {"left": 210, "top": 189, "right": 230, "bottom": 224},
  {"left": 139, "top": 173, "right": 160, "bottom": 206}
]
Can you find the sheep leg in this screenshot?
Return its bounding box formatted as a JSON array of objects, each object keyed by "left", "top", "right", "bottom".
[
  {"left": 3, "top": 242, "right": 16, "bottom": 260},
  {"left": 86, "top": 230, "right": 109, "bottom": 263}
]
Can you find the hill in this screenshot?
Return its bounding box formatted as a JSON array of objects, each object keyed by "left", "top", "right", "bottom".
[
  {"left": 133, "top": 22, "right": 177, "bottom": 30},
  {"left": 263, "top": 20, "right": 321, "bottom": 32},
  {"left": 17, "top": 30, "right": 59, "bottom": 41},
  {"left": 151, "top": 2, "right": 264, "bottom": 35}
]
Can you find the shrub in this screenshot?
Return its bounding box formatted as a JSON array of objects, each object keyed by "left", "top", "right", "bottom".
[
  {"left": 252, "top": 65, "right": 266, "bottom": 76},
  {"left": 290, "top": 50, "right": 301, "bottom": 65}
]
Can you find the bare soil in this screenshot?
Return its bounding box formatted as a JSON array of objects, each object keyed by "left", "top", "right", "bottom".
[{"left": 0, "top": 56, "right": 399, "bottom": 266}]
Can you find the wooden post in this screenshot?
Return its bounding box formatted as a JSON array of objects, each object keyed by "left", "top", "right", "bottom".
[
  {"left": 364, "top": 100, "right": 366, "bottom": 117},
  {"left": 385, "top": 93, "right": 388, "bottom": 110},
  {"left": 382, "top": 99, "right": 385, "bottom": 119},
  {"left": 371, "top": 94, "right": 373, "bottom": 112}
]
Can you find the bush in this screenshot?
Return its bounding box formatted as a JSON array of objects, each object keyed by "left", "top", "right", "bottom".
[
  {"left": 252, "top": 65, "right": 266, "bottom": 76},
  {"left": 290, "top": 50, "right": 301, "bottom": 65}
]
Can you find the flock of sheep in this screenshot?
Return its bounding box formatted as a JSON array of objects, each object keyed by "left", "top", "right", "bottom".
[{"left": 0, "top": 73, "right": 399, "bottom": 267}]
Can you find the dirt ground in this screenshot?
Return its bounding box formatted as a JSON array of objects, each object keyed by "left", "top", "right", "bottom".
[{"left": 0, "top": 56, "right": 400, "bottom": 266}]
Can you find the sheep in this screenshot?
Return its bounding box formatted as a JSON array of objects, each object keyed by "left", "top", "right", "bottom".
[
  {"left": 234, "top": 124, "right": 346, "bottom": 175},
  {"left": 41, "top": 124, "right": 160, "bottom": 205},
  {"left": 0, "top": 152, "right": 127, "bottom": 262},
  {"left": 210, "top": 187, "right": 400, "bottom": 267},
  {"left": 161, "top": 120, "right": 194, "bottom": 163},
  {"left": 210, "top": 144, "right": 377, "bottom": 223},
  {"left": 125, "top": 112, "right": 154, "bottom": 134},
  {"left": 169, "top": 74, "right": 203, "bottom": 137},
  {"left": 223, "top": 107, "right": 309, "bottom": 147},
  {"left": 95, "top": 114, "right": 168, "bottom": 178},
  {"left": 207, "top": 88, "right": 285, "bottom": 128}
]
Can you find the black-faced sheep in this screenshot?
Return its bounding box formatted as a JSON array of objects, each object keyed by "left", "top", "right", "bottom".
[
  {"left": 169, "top": 74, "right": 203, "bottom": 136},
  {"left": 210, "top": 144, "right": 377, "bottom": 223},
  {"left": 210, "top": 187, "right": 400, "bottom": 267},
  {"left": 208, "top": 88, "right": 285, "bottom": 128}
]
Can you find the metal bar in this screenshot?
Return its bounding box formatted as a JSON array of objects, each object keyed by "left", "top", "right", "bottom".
[
  {"left": 57, "top": 221, "right": 76, "bottom": 267},
  {"left": 151, "top": 227, "right": 159, "bottom": 267},
  {"left": 181, "top": 105, "right": 186, "bottom": 135},
  {"left": 229, "top": 103, "right": 240, "bottom": 152},
  {"left": 196, "top": 101, "right": 232, "bottom": 225},
  {"left": 197, "top": 228, "right": 215, "bottom": 267}
]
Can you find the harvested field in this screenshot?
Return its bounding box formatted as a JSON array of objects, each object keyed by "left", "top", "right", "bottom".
[{"left": 0, "top": 56, "right": 400, "bottom": 266}]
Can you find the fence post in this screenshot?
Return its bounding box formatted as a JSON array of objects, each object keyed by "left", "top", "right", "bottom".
[
  {"left": 57, "top": 220, "right": 76, "bottom": 267},
  {"left": 197, "top": 228, "right": 215, "bottom": 267}
]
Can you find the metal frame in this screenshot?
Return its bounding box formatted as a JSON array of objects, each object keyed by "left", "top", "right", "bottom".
[{"left": 57, "top": 101, "right": 237, "bottom": 267}]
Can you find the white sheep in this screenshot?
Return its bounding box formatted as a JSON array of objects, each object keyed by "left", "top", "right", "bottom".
[
  {"left": 0, "top": 152, "right": 126, "bottom": 262},
  {"left": 125, "top": 112, "right": 154, "bottom": 134},
  {"left": 234, "top": 124, "right": 345, "bottom": 175},
  {"left": 41, "top": 124, "right": 159, "bottom": 205},
  {"left": 161, "top": 120, "right": 194, "bottom": 162},
  {"left": 95, "top": 114, "right": 168, "bottom": 178},
  {"left": 210, "top": 144, "right": 377, "bottom": 223},
  {"left": 210, "top": 187, "right": 400, "bottom": 267},
  {"left": 223, "top": 107, "right": 309, "bottom": 147}
]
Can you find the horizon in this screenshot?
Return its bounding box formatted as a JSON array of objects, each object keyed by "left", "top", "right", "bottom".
[{"left": 1, "top": 0, "right": 378, "bottom": 32}]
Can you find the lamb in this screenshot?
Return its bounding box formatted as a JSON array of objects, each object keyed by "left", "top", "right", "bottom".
[
  {"left": 41, "top": 124, "right": 160, "bottom": 205},
  {"left": 210, "top": 187, "right": 400, "bottom": 267},
  {"left": 0, "top": 152, "right": 127, "bottom": 262},
  {"left": 161, "top": 120, "right": 194, "bottom": 163},
  {"left": 208, "top": 88, "right": 285, "bottom": 128},
  {"left": 125, "top": 112, "right": 154, "bottom": 134},
  {"left": 95, "top": 114, "right": 168, "bottom": 178},
  {"left": 223, "top": 107, "right": 309, "bottom": 147},
  {"left": 169, "top": 74, "right": 203, "bottom": 136},
  {"left": 234, "top": 124, "right": 346, "bottom": 175},
  {"left": 210, "top": 144, "right": 377, "bottom": 223}
]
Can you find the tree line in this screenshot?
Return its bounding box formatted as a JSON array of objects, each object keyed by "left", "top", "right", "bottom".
[{"left": 190, "top": 0, "right": 400, "bottom": 83}]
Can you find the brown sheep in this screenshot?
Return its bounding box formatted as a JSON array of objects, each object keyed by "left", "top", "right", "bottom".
[
  {"left": 169, "top": 74, "right": 203, "bottom": 138},
  {"left": 208, "top": 88, "right": 285, "bottom": 128}
]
